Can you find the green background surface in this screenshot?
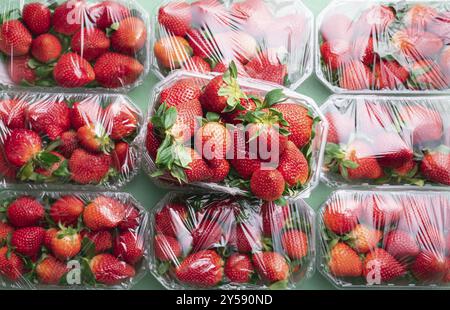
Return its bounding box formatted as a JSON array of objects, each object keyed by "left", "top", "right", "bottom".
[{"left": 129, "top": 0, "right": 334, "bottom": 290}]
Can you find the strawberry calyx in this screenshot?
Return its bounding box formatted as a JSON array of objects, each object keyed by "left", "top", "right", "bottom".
[
  {"left": 324, "top": 143, "right": 359, "bottom": 178},
  {"left": 218, "top": 62, "right": 247, "bottom": 113}
]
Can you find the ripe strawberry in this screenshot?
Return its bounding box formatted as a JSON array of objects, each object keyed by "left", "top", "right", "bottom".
[
  {"left": 393, "top": 29, "right": 443, "bottom": 60},
  {"left": 52, "top": 0, "right": 87, "bottom": 35},
  {"left": 112, "top": 141, "right": 131, "bottom": 172},
  {"left": 28, "top": 101, "right": 70, "bottom": 140},
  {"left": 104, "top": 101, "right": 138, "bottom": 140},
  {"left": 0, "top": 247, "right": 24, "bottom": 281},
  {"left": 183, "top": 148, "right": 213, "bottom": 183},
  {"left": 320, "top": 40, "right": 352, "bottom": 71},
  {"left": 384, "top": 230, "right": 420, "bottom": 259},
  {"left": 218, "top": 31, "right": 258, "bottom": 65},
  {"left": 158, "top": 1, "right": 192, "bottom": 37},
  {"left": 224, "top": 253, "right": 253, "bottom": 283},
  {"left": 7, "top": 56, "right": 36, "bottom": 85},
  {"left": 71, "top": 28, "right": 110, "bottom": 61},
  {"left": 191, "top": 219, "right": 223, "bottom": 251},
  {"left": 68, "top": 149, "right": 111, "bottom": 185},
  {"left": 11, "top": 226, "right": 45, "bottom": 257},
  {"left": 252, "top": 251, "right": 289, "bottom": 283},
  {"left": 0, "top": 148, "right": 17, "bottom": 180},
  {"left": 355, "top": 5, "right": 395, "bottom": 35},
  {"left": 118, "top": 206, "right": 140, "bottom": 231},
  {"left": 154, "top": 234, "right": 181, "bottom": 262},
  {"left": 4, "top": 129, "right": 41, "bottom": 167},
  {"left": 404, "top": 4, "right": 437, "bottom": 30},
  {"left": 277, "top": 141, "right": 309, "bottom": 187},
  {"left": 411, "top": 251, "right": 447, "bottom": 282},
  {"left": 182, "top": 56, "right": 211, "bottom": 73},
  {"left": 374, "top": 59, "right": 409, "bottom": 90},
  {"left": 159, "top": 79, "right": 202, "bottom": 107},
  {"left": 339, "top": 60, "right": 374, "bottom": 90},
  {"left": 363, "top": 248, "right": 406, "bottom": 282},
  {"left": 88, "top": 0, "right": 130, "bottom": 30},
  {"left": 245, "top": 51, "right": 288, "bottom": 85},
  {"left": 50, "top": 195, "right": 84, "bottom": 226},
  {"left": 374, "top": 132, "right": 413, "bottom": 169},
  {"left": 94, "top": 52, "right": 144, "bottom": 88},
  {"left": 0, "top": 222, "right": 13, "bottom": 243},
  {"left": 111, "top": 17, "right": 147, "bottom": 55},
  {"left": 186, "top": 28, "right": 215, "bottom": 59},
  {"left": 51, "top": 228, "right": 81, "bottom": 260},
  {"left": 363, "top": 194, "right": 403, "bottom": 228},
  {"left": 113, "top": 231, "right": 144, "bottom": 265},
  {"left": 235, "top": 223, "right": 262, "bottom": 253},
  {"left": 83, "top": 196, "right": 125, "bottom": 231},
  {"left": 230, "top": 156, "right": 261, "bottom": 180},
  {"left": 261, "top": 203, "right": 290, "bottom": 237},
  {"left": 213, "top": 60, "right": 249, "bottom": 77},
  {"left": 153, "top": 36, "right": 193, "bottom": 69},
  {"left": 323, "top": 196, "right": 360, "bottom": 235},
  {"left": 250, "top": 168, "right": 285, "bottom": 202},
  {"left": 70, "top": 100, "right": 104, "bottom": 130},
  {"left": 59, "top": 130, "right": 79, "bottom": 158},
  {"left": 247, "top": 121, "right": 288, "bottom": 161},
  {"left": 155, "top": 203, "right": 188, "bottom": 238},
  {"left": 224, "top": 97, "right": 257, "bottom": 125},
  {"left": 43, "top": 228, "right": 57, "bottom": 250},
  {"left": 420, "top": 146, "right": 450, "bottom": 185},
  {"left": 36, "top": 255, "right": 68, "bottom": 285},
  {"left": 348, "top": 224, "right": 382, "bottom": 254},
  {"left": 0, "top": 99, "right": 25, "bottom": 129},
  {"left": 176, "top": 250, "right": 224, "bottom": 287},
  {"left": 83, "top": 230, "right": 113, "bottom": 254},
  {"left": 7, "top": 196, "right": 44, "bottom": 228},
  {"left": 90, "top": 253, "right": 135, "bottom": 285},
  {"left": 399, "top": 105, "right": 443, "bottom": 145},
  {"left": 320, "top": 13, "right": 353, "bottom": 41},
  {"left": 53, "top": 53, "right": 95, "bottom": 88},
  {"left": 353, "top": 36, "right": 376, "bottom": 66},
  {"left": 410, "top": 59, "right": 449, "bottom": 90},
  {"left": 328, "top": 242, "right": 362, "bottom": 277},
  {"left": 393, "top": 159, "right": 417, "bottom": 177},
  {"left": 145, "top": 123, "right": 160, "bottom": 160},
  {"left": 194, "top": 122, "right": 230, "bottom": 160},
  {"left": 207, "top": 159, "right": 230, "bottom": 182},
  {"left": 0, "top": 20, "right": 32, "bottom": 56},
  {"left": 31, "top": 34, "right": 62, "bottom": 64},
  {"left": 22, "top": 2, "right": 51, "bottom": 35},
  {"left": 281, "top": 230, "right": 308, "bottom": 260},
  {"left": 77, "top": 124, "right": 113, "bottom": 153}
]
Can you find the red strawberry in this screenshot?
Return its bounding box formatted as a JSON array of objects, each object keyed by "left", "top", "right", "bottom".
[
  {"left": 230, "top": 156, "right": 261, "bottom": 180},
  {"left": 111, "top": 17, "right": 147, "bottom": 55},
  {"left": 88, "top": 0, "right": 130, "bottom": 30},
  {"left": 70, "top": 100, "right": 104, "bottom": 130},
  {"left": 4, "top": 129, "right": 42, "bottom": 167},
  {"left": 83, "top": 230, "right": 113, "bottom": 254},
  {"left": 410, "top": 59, "right": 449, "bottom": 90},
  {"left": 245, "top": 51, "right": 288, "bottom": 85},
  {"left": 411, "top": 251, "right": 447, "bottom": 282},
  {"left": 36, "top": 255, "right": 68, "bottom": 285},
  {"left": 158, "top": 1, "right": 192, "bottom": 37},
  {"left": 71, "top": 28, "right": 110, "bottom": 61},
  {"left": 22, "top": 2, "right": 52, "bottom": 35},
  {"left": 217, "top": 31, "right": 258, "bottom": 65},
  {"left": 224, "top": 97, "right": 257, "bottom": 125},
  {"left": 0, "top": 99, "right": 25, "bottom": 129},
  {"left": 328, "top": 242, "right": 363, "bottom": 277},
  {"left": 348, "top": 224, "right": 382, "bottom": 254},
  {"left": 247, "top": 121, "right": 288, "bottom": 161},
  {"left": 11, "top": 226, "right": 45, "bottom": 257},
  {"left": 31, "top": 34, "right": 62, "bottom": 64},
  {"left": 192, "top": 219, "right": 223, "bottom": 250},
  {"left": 281, "top": 230, "right": 308, "bottom": 259},
  {"left": 53, "top": 53, "right": 95, "bottom": 88},
  {"left": 145, "top": 123, "right": 160, "bottom": 160},
  {"left": 194, "top": 122, "right": 231, "bottom": 160},
  {"left": 182, "top": 56, "right": 211, "bottom": 73},
  {"left": 118, "top": 205, "right": 140, "bottom": 231},
  {"left": 353, "top": 36, "right": 376, "bottom": 66},
  {"left": 28, "top": 101, "right": 70, "bottom": 140},
  {"left": 77, "top": 123, "right": 113, "bottom": 153},
  {"left": 252, "top": 251, "right": 289, "bottom": 283},
  {"left": 0, "top": 20, "right": 32, "bottom": 56},
  {"left": 420, "top": 146, "right": 450, "bottom": 185},
  {"left": 213, "top": 60, "right": 249, "bottom": 76},
  {"left": 51, "top": 228, "right": 82, "bottom": 260},
  {"left": 69, "top": 149, "right": 111, "bottom": 185},
  {"left": 250, "top": 168, "right": 285, "bottom": 202},
  {"left": 183, "top": 148, "right": 212, "bottom": 183},
  {"left": 384, "top": 230, "right": 420, "bottom": 260},
  {"left": 59, "top": 130, "right": 79, "bottom": 158},
  {"left": 186, "top": 29, "right": 215, "bottom": 59},
  {"left": 339, "top": 60, "right": 374, "bottom": 90},
  {"left": 320, "top": 40, "right": 352, "bottom": 71},
  {"left": 0, "top": 247, "right": 24, "bottom": 281},
  {"left": 175, "top": 250, "right": 224, "bottom": 287},
  {"left": 363, "top": 194, "right": 403, "bottom": 228},
  {"left": 50, "top": 195, "right": 84, "bottom": 226},
  {"left": 94, "top": 52, "right": 144, "bottom": 88},
  {"left": 224, "top": 253, "right": 253, "bottom": 283},
  {"left": 399, "top": 105, "right": 443, "bottom": 145},
  {"left": 320, "top": 13, "right": 353, "bottom": 41},
  {"left": 374, "top": 132, "right": 413, "bottom": 169},
  {"left": 90, "top": 253, "right": 135, "bottom": 285},
  {"left": 0, "top": 148, "right": 17, "bottom": 180},
  {"left": 52, "top": 0, "right": 87, "bottom": 36},
  {"left": 207, "top": 159, "right": 230, "bottom": 183},
  {"left": 43, "top": 228, "right": 57, "bottom": 250},
  {"left": 392, "top": 29, "right": 443, "bottom": 60},
  {"left": 235, "top": 222, "right": 262, "bottom": 253},
  {"left": 113, "top": 231, "right": 144, "bottom": 265},
  {"left": 7, "top": 56, "right": 36, "bottom": 85},
  {"left": 104, "top": 101, "right": 138, "bottom": 140},
  {"left": 261, "top": 203, "right": 289, "bottom": 237},
  {"left": 7, "top": 196, "right": 44, "bottom": 228},
  {"left": 278, "top": 141, "right": 309, "bottom": 187},
  {"left": 83, "top": 196, "right": 125, "bottom": 231},
  {"left": 323, "top": 196, "right": 360, "bottom": 235},
  {"left": 155, "top": 203, "right": 189, "bottom": 238},
  {"left": 363, "top": 248, "right": 406, "bottom": 282},
  {"left": 0, "top": 222, "right": 13, "bottom": 243},
  {"left": 112, "top": 141, "right": 131, "bottom": 172},
  {"left": 35, "top": 151, "right": 68, "bottom": 178},
  {"left": 154, "top": 234, "right": 181, "bottom": 262},
  {"left": 159, "top": 79, "right": 202, "bottom": 107},
  {"left": 374, "top": 60, "right": 409, "bottom": 90}
]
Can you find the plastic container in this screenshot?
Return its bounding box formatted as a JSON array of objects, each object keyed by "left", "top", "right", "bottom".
[
  {"left": 151, "top": 0, "right": 314, "bottom": 89},
  {"left": 321, "top": 95, "right": 450, "bottom": 188},
  {"left": 318, "top": 189, "right": 450, "bottom": 289},
  {"left": 0, "top": 91, "right": 144, "bottom": 190},
  {"left": 143, "top": 69, "right": 328, "bottom": 201},
  {"left": 149, "top": 192, "right": 315, "bottom": 290},
  {"left": 0, "top": 190, "right": 149, "bottom": 289},
  {"left": 316, "top": 0, "right": 450, "bottom": 94},
  {"left": 0, "top": 0, "right": 150, "bottom": 92}
]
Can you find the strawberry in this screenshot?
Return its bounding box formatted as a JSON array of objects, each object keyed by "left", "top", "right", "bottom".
[
  {"left": 218, "top": 31, "right": 258, "bottom": 65},
  {"left": 353, "top": 36, "right": 376, "bottom": 66},
  {"left": 175, "top": 250, "right": 224, "bottom": 287},
  {"left": 230, "top": 156, "right": 261, "bottom": 180},
  {"left": 328, "top": 242, "right": 362, "bottom": 277},
  {"left": 348, "top": 224, "right": 382, "bottom": 254},
  {"left": 224, "top": 97, "right": 257, "bottom": 125},
  {"left": 88, "top": 1, "right": 130, "bottom": 30},
  {"left": 0, "top": 20, "right": 32, "bottom": 56},
  {"left": 374, "top": 59, "right": 410, "bottom": 90},
  {"left": 182, "top": 56, "right": 211, "bottom": 73},
  {"left": 355, "top": 5, "right": 395, "bottom": 36},
  {"left": 323, "top": 196, "right": 360, "bottom": 235},
  {"left": 0, "top": 247, "right": 24, "bottom": 281},
  {"left": 207, "top": 159, "right": 230, "bottom": 182},
  {"left": 363, "top": 194, "right": 403, "bottom": 228},
  {"left": 213, "top": 60, "right": 249, "bottom": 76},
  {"left": 83, "top": 230, "right": 113, "bottom": 254},
  {"left": 22, "top": 2, "right": 51, "bottom": 35},
  {"left": 94, "top": 52, "right": 144, "bottom": 88},
  {"left": 4, "top": 129, "right": 42, "bottom": 167},
  {"left": 339, "top": 60, "right": 374, "bottom": 90},
  {"left": 153, "top": 36, "right": 193, "bottom": 69},
  {"left": 154, "top": 234, "right": 181, "bottom": 262},
  {"left": 393, "top": 159, "right": 417, "bottom": 178},
  {"left": 0, "top": 99, "right": 25, "bottom": 129},
  {"left": 158, "top": 1, "right": 192, "bottom": 37},
  {"left": 145, "top": 123, "right": 160, "bottom": 160},
  {"left": 31, "top": 34, "right": 62, "bottom": 64},
  {"left": 43, "top": 228, "right": 57, "bottom": 250},
  {"left": 7, "top": 56, "right": 36, "bottom": 85},
  {"left": 112, "top": 141, "right": 131, "bottom": 172},
  {"left": 52, "top": 0, "right": 87, "bottom": 36},
  {"left": 184, "top": 148, "right": 213, "bottom": 183},
  {"left": 277, "top": 141, "right": 309, "bottom": 187},
  {"left": 374, "top": 132, "right": 413, "bottom": 169},
  {"left": 113, "top": 231, "right": 144, "bottom": 265},
  {"left": 28, "top": 101, "right": 70, "bottom": 140},
  {"left": 384, "top": 230, "right": 420, "bottom": 260},
  {"left": 155, "top": 203, "right": 189, "bottom": 238},
  {"left": 250, "top": 168, "right": 285, "bottom": 202},
  {"left": 51, "top": 228, "right": 81, "bottom": 260},
  {"left": 53, "top": 53, "right": 95, "bottom": 88},
  {"left": 159, "top": 79, "right": 202, "bottom": 107},
  {"left": 11, "top": 226, "right": 45, "bottom": 257},
  {"left": 420, "top": 146, "right": 450, "bottom": 185},
  {"left": 83, "top": 196, "right": 125, "bottom": 231},
  {"left": 6, "top": 196, "right": 44, "bottom": 228},
  {"left": 0, "top": 148, "right": 17, "bottom": 180},
  {"left": 50, "top": 195, "right": 84, "bottom": 226},
  {"left": 410, "top": 59, "right": 449, "bottom": 90},
  {"left": 186, "top": 29, "right": 215, "bottom": 59},
  {"left": 404, "top": 4, "right": 437, "bottom": 30},
  {"left": 281, "top": 230, "right": 308, "bottom": 260},
  {"left": 68, "top": 149, "right": 111, "bottom": 185},
  {"left": 0, "top": 222, "right": 13, "bottom": 243},
  {"left": 392, "top": 29, "right": 443, "bottom": 60},
  {"left": 77, "top": 123, "right": 113, "bottom": 153},
  {"left": 59, "top": 130, "right": 79, "bottom": 158},
  {"left": 261, "top": 203, "right": 290, "bottom": 237},
  {"left": 363, "top": 248, "right": 406, "bottom": 282},
  {"left": 411, "top": 251, "right": 447, "bottom": 282},
  {"left": 245, "top": 51, "right": 288, "bottom": 85},
  {"left": 224, "top": 253, "right": 253, "bottom": 283},
  {"left": 235, "top": 222, "right": 262, "bottom": 253},
  {"left": 36, "top": 255, "right": 68, "bottom": 285},
  {"left": 399, "top": 105, "right": 443, "bottom": 145},
  {"left": 191, "top": 219, "right": 223, "bottom": 251},
  {"left": 325, "top": 112, "right": 353, "bottom": 144},
  {"left": 320, "top": 13, "right": 353, "bottom": 41},
  {"left": 118, "top": 206, "right": 140, "bottom": 231},
  {"left": 34, "top": 151, "right": 68, "bottom": 179},
  {"left": 252, "top": 251, "right": 289, "bottom": 283},
  {"left": 90, "top": 253, "right": 135, "bottom": 285},
  {"left": 71, "top": 28, "right": 110, "bottom": 61},
  {"left": 320, "top": 40, "right": 352, "bottom": 71},
  {"left": 194, "top": 121, "right": 231, "bottom": 160},
  {"left": 104, "top": 101, "right": 138, "bottom": 140},
  {"left": 70, "top": 100, "right": 104, "bottom": 130},
  {"left": 111, "top": 17, "right": 147, "bottom": 55}
]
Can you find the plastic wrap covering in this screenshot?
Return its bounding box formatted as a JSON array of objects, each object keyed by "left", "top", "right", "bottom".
[
  {"left": 149, "top": 192, "right": 315, "bottom": 289},
  {"left": 319, "top": 189, "right": 450, "bottom": 288},
  {"left": 0, "top": 91, "right": 143, "bottom": 189},
  {"left": 0, "top": 190, "right": 149, "bottom": 289},
  {"left": 152, "top": 0, "right": 313, "bottom": 89},
  {"left": 316, "top": 1, "right": 450, "bottom": 93},
  {"left": 0, "top": 0, "right": 149, "bottom": 91}
]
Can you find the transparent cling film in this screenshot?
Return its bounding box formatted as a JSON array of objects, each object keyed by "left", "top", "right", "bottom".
[
  {"left": 316, "top": 0, "right": 450, "bottom": 94},
  {"left": 0, "top": 0, "right": 150, "bottom": 92},
  {"left": 318, "top": 189, "right": 450, "bottom": 288},
  {"left": 0, "top": 190, "right": 149, "bottom": 289},
  {"left": 0, "top": 91, "right": 144, "bottom": 190},
  {"left": 149, "top": 192, "right": 315, "bottom": 290},
  {"left": 152, "top": 0, "right": 314, "bottom": 89}
]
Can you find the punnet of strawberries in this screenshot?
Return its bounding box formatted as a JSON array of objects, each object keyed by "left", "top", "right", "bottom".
[
  {"left": 319, "top": 190, "right": 450, "bottom": 288},
  {"left": 0, "top": 92, "right": 143, "bottom": 188},
  {"left": 152, "top": 0, "right": 313, "bottom": 88},
  {"left": 0, "top": 0, "right": 149, "bottom": 90},
  {"left": 322, "top": 95, "right": 450, "bottom": 187},
  {"left": 144, "top": 64, "right": 327, "bottom": 203},
  {"left": 317, "top": 1, "right": 450, "bottom": 92},
  {"left": 149, "top": 193, "right": 315, "bottom": 289},
  {"left": 0, "top": 191, "right": 148, "bottom": 288}
]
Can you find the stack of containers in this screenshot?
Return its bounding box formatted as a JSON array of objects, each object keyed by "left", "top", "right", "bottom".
[
  {"left": 0, "top": 0, "right": 151, "bottom": 289},
  {"left": 316, "top": 1, "right": 450, "bottom": 288}
]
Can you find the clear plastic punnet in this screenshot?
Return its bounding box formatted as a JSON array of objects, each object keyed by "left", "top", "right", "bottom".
[
  {"left": 0, "top": 91, "right": 144, "bottom": 189},
  {"left": 318, "top": 189, "right": 450, "bottom": 289},
  {"left": 151, "top": 0, "right": 314, "bottom": 89},
  {"left": 322, "top": 95, "right": 450, "bottom": 188},
  {"left": 316, "top": 1, "right": 450, "bottom": 94},
  {"left": 143, "top": 68, "right": 328, "bottom": 203},
  {"left": 149, "top": 192, "right": 315, "bottom": 290},
  {"left": 0, "top": 190, "right": 149, "bottom": 289},
  {"left": 0, "top": 0, "right": 150, "bottom": 92}
]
